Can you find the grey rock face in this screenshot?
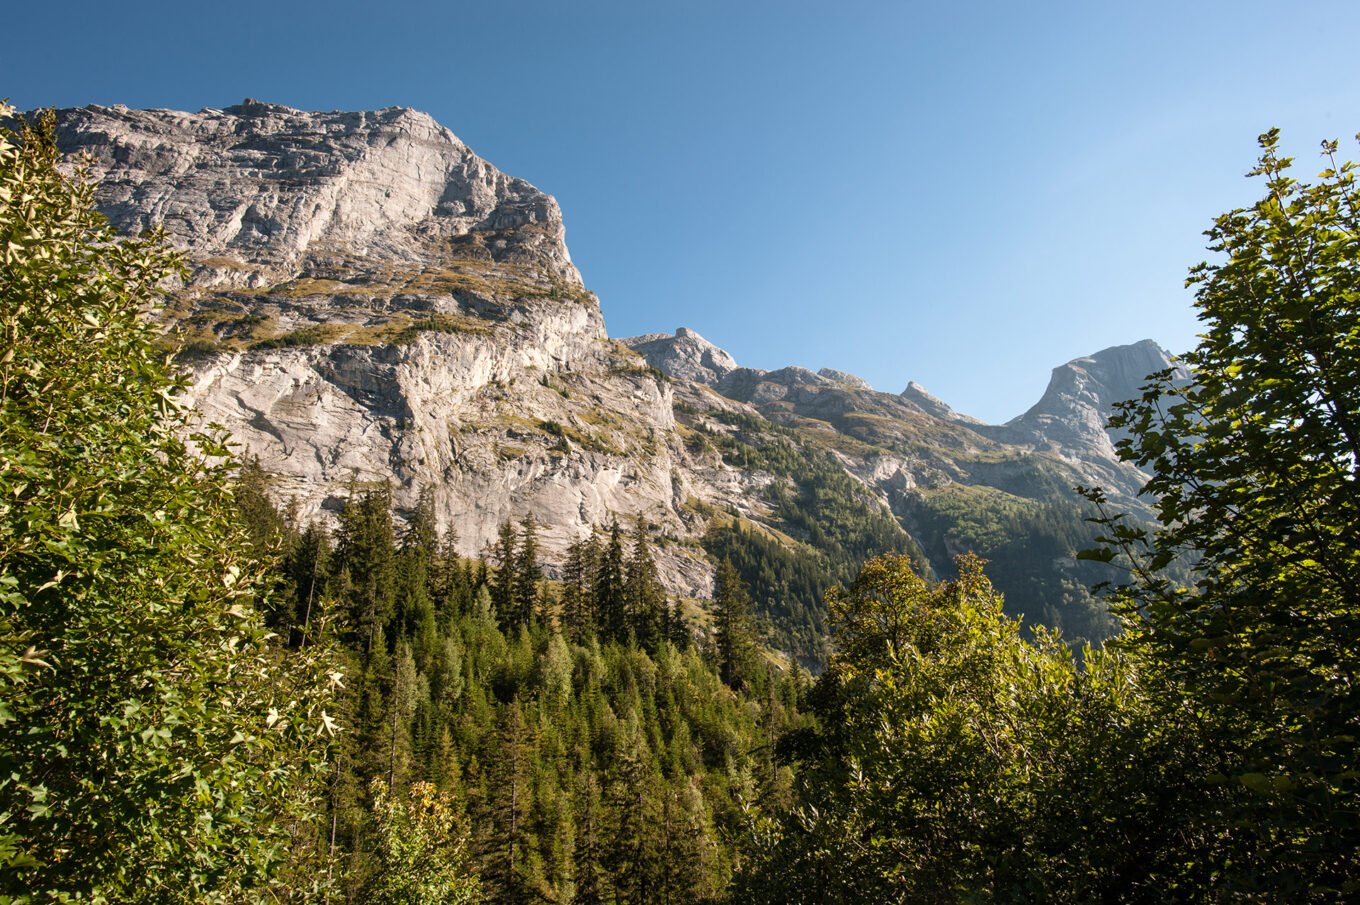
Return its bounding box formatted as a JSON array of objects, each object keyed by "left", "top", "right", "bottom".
[
  {"left": 622, "top": 327, "right": 739, "bottom": 386},
  {"left": 900, "top": 381, "right": 980, "bottom": 424},
  {"left": 56, "top": 100, "right": 579, "bottom": 289},
  {"left": 818, "top": 368, "right": 872, "bottom": 390},
  {"left": 990, "top": 339, "right": 1185, "bottom": 499},
  {"left": 52, "top": 102, "right": 724, "bottom": 589},
  {"left": 52, "top": 99, "right": 1176, "bottom": 621}
]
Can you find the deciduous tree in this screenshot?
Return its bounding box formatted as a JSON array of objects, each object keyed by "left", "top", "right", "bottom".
[{"left": 0, "top": 106, "right": 335, "bottom": 901}]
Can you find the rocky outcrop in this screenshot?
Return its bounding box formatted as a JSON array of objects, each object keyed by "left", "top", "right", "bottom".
[
  {"left": 901, "top": 381, "right": 980, "bottom": 424},
  {"left": 988, "top": 339, "right": 1185, "bottom": 499},
  {"left": 51, "top": 100, "right": 1178, "bottom": 619},
  {"left": 623, "top": 327, "right": 739, "bottom": 386},
  {"left": 56, "top": 100, "right": 579, "bottom": 289},
  {"left": 818, "top": 368, "right": 872, "bottom": 390},
  {"left": 50, "top": 101, "right": 719, "bottom": 587}
]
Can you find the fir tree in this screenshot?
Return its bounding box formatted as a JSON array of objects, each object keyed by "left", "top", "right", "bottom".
[
  {"left": 335, "top": 484, "right": 398, "bottom": 656},
  {"left": 625, "top": 519, "right": 667, "bottom": 650},
  {"left": 512, "top": 515, "right": 543, "bottom": 627},
  {"left": 489, "top": 519, "right": 519, "bottom": 627},
  {"left": 595, "top": 522, "right": 629, "bottom": 643},
  {"left": 714, "top": 558, "right": 758, "bottom": 689},
  {"left": 561, "top": 532, "right": 601, "bottom": 642}
]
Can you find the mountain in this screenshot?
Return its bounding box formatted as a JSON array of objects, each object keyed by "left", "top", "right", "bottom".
[
  {"left": 986, "top": 339, "right": 1189, "bottom": 503},
  {"left": 51, "top": 101, "right": 1178, "bottom": 665}
]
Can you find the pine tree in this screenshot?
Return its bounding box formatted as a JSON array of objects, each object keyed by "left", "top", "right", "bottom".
[
  {"left": 625, "top": 519, "right": 667, "bottom": 650},
  {"left": 513, "top": 515, "right": 543, "bottom": 627},
  {"left": 335, "top": 484, "right": 398, "bottom": 656},
  {"left": 595, "top": 522, "right": 628, "bottom": 643},
  {"left": 489, "top": 519, "right": 519, "bottom": 627},
  {"left": 484, "top": 698, "right": 536, "bottom": 903},
  {"left": 561, "top": 533, "right": 601, "bottom": 642},
  {"left": 664, "top": 597, "right": 691, "bottom": 650},
  {"left": 573, "top": 771, "right": 611, "bottom": 905},
  {"left": 714, "top": 558, "right": 758, "bottom": 689},
  {"left": 287, "top": 521, "right": 333, "bottom": 647}
]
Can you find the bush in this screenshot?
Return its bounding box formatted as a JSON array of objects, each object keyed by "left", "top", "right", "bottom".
[{"left": 0, "top": 107, "right": 336, "bottom": 901}]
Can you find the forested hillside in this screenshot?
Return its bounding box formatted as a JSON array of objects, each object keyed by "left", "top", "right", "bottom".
[
  {"left": 238, "top": 473, "right": 800, "bottom": 902},
  {"left": 42, "top": 100, "right": 1183, "bottom": 671},
  {"left": 4, "top": 103, "right": 1358, "bottom": 902}
]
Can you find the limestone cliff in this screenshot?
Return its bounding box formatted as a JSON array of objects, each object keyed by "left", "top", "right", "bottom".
[
  {"left": 53, "top": 101, "right": 726, "bottom": 593},
  {"left": 50, "top": 100, "right": 1179, "bottom": 658}
]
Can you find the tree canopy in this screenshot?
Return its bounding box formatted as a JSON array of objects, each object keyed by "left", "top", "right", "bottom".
[
  {"left": 0, "top": 107, "right": 336, "bottom": 902},
  {"left": 1083, "top": 129, "right": 1360, "bottom": 896}
]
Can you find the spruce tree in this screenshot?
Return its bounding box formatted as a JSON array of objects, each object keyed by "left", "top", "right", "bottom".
[
  {"left": 625, "top": 519, "right": 667, "bottom": 650},
  {"left": 595, "top": 522, "right": 629, "bottom": 643},
  {"left": 287, "top": 521, "right": 333, "bottom": 647},
  {"left": 484, "top": 698, "right": 535, "bottom": 903},
  {"left": 512, "top": 515, "right": 543, "bottom": 627},
  {"left": 335, "top": 485, "right": 398, "bottom": 656},
  {"left": 489, "top": 519, "right": 519, "bottom": 627},
  {"left": 714, "top": 558, "right": 757, "bottom": 689},
  {"left": 561, "top": 533, "right": 601, "bottom": 641}
]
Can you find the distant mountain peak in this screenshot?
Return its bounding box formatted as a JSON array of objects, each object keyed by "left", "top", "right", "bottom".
[
  {"left": 818, "top": 368, "right": 872, "bottom": 390},
  {"left": 1009, "top": 339, "right": 1178, "bottom": 429},
  {"left": 900, "top": 380, "right": 981, "bottom": 423},
  {"left": 984, "top": 339, "right": 1184, "bottom": 501},
  {"left": 622, "top": 327, "right": 739, "bottom": 386}
]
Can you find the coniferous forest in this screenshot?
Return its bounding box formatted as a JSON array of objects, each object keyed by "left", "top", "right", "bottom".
[{"left": 3, "top": 106, "right": 1360, "bottom": 904}]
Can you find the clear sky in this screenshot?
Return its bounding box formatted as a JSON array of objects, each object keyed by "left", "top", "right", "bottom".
[{"left": 6, "top": 0, "right": 1358, "bottom": 422}]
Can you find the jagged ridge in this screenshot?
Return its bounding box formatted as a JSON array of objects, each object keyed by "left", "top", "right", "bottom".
[{"left": 52, "top": 100, "right": 1179, "bottom": 663}]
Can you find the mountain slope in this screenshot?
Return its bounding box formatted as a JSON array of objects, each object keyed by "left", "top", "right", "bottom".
[{"left": 52, "top": 100, "right": 1177, "bottom": 664}]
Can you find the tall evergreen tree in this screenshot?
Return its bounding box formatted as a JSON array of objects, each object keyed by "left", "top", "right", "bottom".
[
  {"left": 625, "top": 520, "right": 667, "bottom": 650},
  {"left": 714, "top": 558, "right": 757, "bottom": 689},
  {"left": 573, "top": 772, "right": 611, "bottom": 905},
  {"left": 488, "top": 519, "right": 519, "bottom": 627},
  {"left": 512, "top": 515, "right": 543, "bottom": 627},
  {"left": 595, "top": 522, "right": 629, "bottom": 643},
  {"left": 287, "top": 521, "right": 333, "bottom": 647},
  {"left": 484, "top": 698, "right": 536, "bottom": 903},
  {"left": 561, "top": 533, "right": 601, "bottom": 641},
  {"left": 335, "top": 484, "right": 398, "bottom": 655}
]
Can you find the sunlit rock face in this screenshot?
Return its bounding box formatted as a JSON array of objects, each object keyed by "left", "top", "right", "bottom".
[
  {"left": 52, "top": 100, "right": 1176, "bottom": 620},
  {"left": 623, "top": 327, "right": 739, "bottom": 387},
  {"left": 987, "top": 340, "right": 1186, "bottom": 501},
  {"left": 57, "top": 99, "right": 579, "bottom": 289},
  {"left": 52, "top": 101, "right": 716, "bottom": 588}
]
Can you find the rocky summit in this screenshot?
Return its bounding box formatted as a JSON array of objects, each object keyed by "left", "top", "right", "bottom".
[{"left": 53, "top": 100, "right": 1179, "bottom": 664}]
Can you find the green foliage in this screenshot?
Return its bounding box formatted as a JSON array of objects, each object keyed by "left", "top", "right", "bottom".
[
  {"left": 248, "top": 324, "right": 332, "bottom": 350},
  {"left": 737, "top": 555, "right": 1207, "bottom": 902},
  {"left": 910, "top": 484, "right": 1118, "bottom": 644},
  {"left": 0, "top": 107, "right": 335, "bottom": 901},
  {"left": 390, "top": 314, "right": 492, "bottom": 345},
  {"left": 366, "top": 780, "right": 479, "bottom": 904},
  {"left": 713, "top": 559, "right": 758, "bottom": 690},
  {"left": 702, "top": 424, "right": 927, "bottom": 667},
  {"left": 261, "top": 488, "right": 800, "bottom": 902},
  {"left": 1085, "top": 129, "right": 1360, "bottom": 895}
]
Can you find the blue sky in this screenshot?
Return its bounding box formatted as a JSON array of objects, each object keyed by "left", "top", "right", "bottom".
[{"left": 7, "top": 0, "right": 1359, "bottom": 421}]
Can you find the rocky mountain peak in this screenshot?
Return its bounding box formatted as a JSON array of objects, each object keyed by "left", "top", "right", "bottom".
[
  {"left": 622, "top": 327, "right": 739, "bottom": 386},
  {"left": 990, "top": 339, "right": 1184, "bottom": 499},
  {"left": 900, "top": 380, "right": 980, "bottom": 423},
  {"left": 817, "top": 368, "right": 872, "bottom": 390},
  {"left": 1011, "top": 340, "right": 1178, "bottom": 430},
  {"left": 44, "top": 97, "right": 1182, "bottom": 648},
  {"left": 53, "top": 100, "right": 579, "bottom": 290}
]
